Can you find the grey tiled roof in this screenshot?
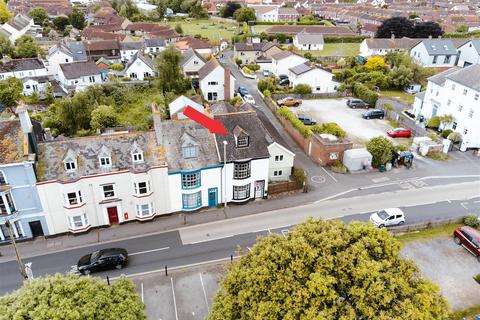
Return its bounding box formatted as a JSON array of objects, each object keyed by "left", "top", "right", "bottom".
[
  {"left": 271, "top": 50, "right": 294, "bottom": 61},
  {"left": 0, "top": 58, "right": 45, "bottom": 73},
  {"left": 428, "top": 67, "right": 461, "bottom": 86},
  {"left": 365, "top": 37, "right": 420, "bottom": 49},
  {"left": 125, "top": 53, "right": 155, "bottom": 70},
  {"left": 6, "top": 14, "right": 31, "bottom": 31},
  {"left": 181, "top": 48, "right": 206, "bottom": 67},
  {"left": 66, "top": 42, "right": 88, "bottom": 61},
  {"left": 421, "top": 39, "right": 458, "bottom": 55},
  {"left": 295, "top": 32, "right": 324, "bottom": 45},
  {"left": 36, "top": 131, "right": 165, "bottom": 182},
  {"left": 289, "top": 63, "right": 313, "bottom": 75},
  {"left": 144, "top": 38, "right": 165, "bottom": 47},
  {"left": 415, "top": 91, "right": 425, "bottom": 100},
  {"left": 198, "top": 58, "right": 220, "bottom": 80},
  {"left": 214, "top": 111, "right": 270, "bottom": 162},
  {"left": 446, "top": 64, "right": 480, "bottom": 91},
  {"left": 154, "top": 120, "right": 219, "bottom": 172},
  {"left": 0, "top": 120, "right": 25, "bottom": 164},
  {"left": 60, "top": 61, "right": 100, "bottom": 79},
  {"left": 120, "top": 42, "right": 143, "bottom": 50}
]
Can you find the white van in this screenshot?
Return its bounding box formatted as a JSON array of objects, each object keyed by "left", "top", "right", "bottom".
[{"left": 370, "top": 208, "right": 405, "bottom": 228}]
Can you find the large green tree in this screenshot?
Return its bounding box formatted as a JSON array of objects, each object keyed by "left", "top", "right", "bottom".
[
  {"left": 389, "top": 65, "right": 414, "bottom": 89},
  {"left": 155, "top": 46, "right": 190, "bottom": 94},
  {"left": 220, "top": 2, "right": 241, "bottom": 18},
  {"left": 0, "top": 77, "right": 22, "bottom": 108},
  {"left": 0, "top": 273, "right": 146, "bottom": 319},
  {"left": 0, "top": 0, "right": 12, "bottom": 24},
  {"left": 366, "top": 136, "right": 394, "bottom": 168},
  {"left": 15, "top": 34, "right": 42, "bottom": 58},
  {"left": 209, "top": 219, "right": 449, "bottom": 320},
  {"left": 90, "top": 105, "right": 119, "bottom": 130},
  {"left": 69, "top": 7, "right": 86, "bottom": 30},
  {"left": 28, "top": 7, "right": 49, "bottom": 25},
  {"left": 233, "top": 7, "right": 256, "bottom": 23},
  {"left": 53, "top": 15, "right": 70, "bottom": 31},
  {"left": 0, "top": 35, "right": 13, "bottom": 58}
]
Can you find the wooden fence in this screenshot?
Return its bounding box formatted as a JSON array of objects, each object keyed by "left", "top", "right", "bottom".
[
  {"left": 389, "top": 217, "right": 463, "bottom": 235},
  {"left": 268, "top": 180, "right": 303, "bottom": 195}
]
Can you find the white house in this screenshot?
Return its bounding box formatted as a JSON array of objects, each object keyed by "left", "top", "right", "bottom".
[
  {"left": 144, "top": 38, "right": 166, "bottom": 56},
  {"left": 22, "top": 76, "right": 50, "bottom": 97},
  {"left": 0, "top": 14, "right": 34, "bottom": 42},
  {"left": 293, "top": 31, "right": 324, "bottom": 51},
  {"left": 181, "top": 48, "right": 206, "bottom": 78},
  {"left": 46, "top": 41, "right": 88, "bottom": 77},
  {"left": 412, "top": 64, "right": 480, "bottom": 151},
  {"left": 410, "top": 39, "right": 458, "bottom": 67},
  {"left": 267, "top": 142, "right": 295, "bottom": 182},
  {"left": 359, "top": 37, "right": 419, "bottom": 57},
  {"left": 36, "top": 131, "right": 170, "bottom": 235},
  {"left": 288, "top": 63, "right": 339, "bottom": 93},
  {"left": 169, "top": 95, "right": 204, "bottom": 120},
  {"left": 250, "top": 5, "right": 278, "bottom": 22},
  {"left": 124, "top": 53, "right": 155, "bottom": 80},
  {"left": 198, "top": 58, "right": 235, "bottom": 102},
  {"left": 58, "top": 61, "right": 103, "bottom": 92},
  {"left": 271, "top": 51, "right": 308, "bottom": 76},
  {"left": 0, "top": 58, "right": 48, "bottom": 80},
  {"left": 120, "top": 41, "right": 143, "bottom": 63},
  {"left": 456, "top": 40, "right": 480, "bottom": 67}
]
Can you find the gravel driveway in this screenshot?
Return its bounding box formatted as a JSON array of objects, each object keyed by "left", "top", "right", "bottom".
[
  {"left": 292, "top": 98, "right": 393, "bottom": 146},
  {"left": 402, "top": 237, "right": 480, "bottom": 310}
]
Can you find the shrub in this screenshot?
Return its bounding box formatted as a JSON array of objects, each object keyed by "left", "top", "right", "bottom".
[
  {"left": 245, "top": 64, "right": 260, "bottom": 71},
  {"left": 366, "top": 136, "right": 394, "bottom": 168},
  {"left": 474, "top": 274, "right": 480, "bottom": 284},
  {"left": 464, "top": 214, "right": 480, "bottom": 229},
  {"left": 426, "top": 116, "right": 440, "bottom": 129},
  {"left": 441, "top": 129, "right": 453, "bottom": 139},
  {"left": 385, "top": 103, "right": 395, "bottom": 111},
  {"left": 242, "top": 66, "right": 254, "bottom": 75},
  {"left": 292, "top": 167, "right": 306, "bottom": 184},
  {"left": 427, "top": 132, "right": 439, "bottom": 142},
  {"left": 427, "top": 152, "right": 448, "bottom": 161},
  {"left": 235, "top": 58, "right": 242, "bottom": 66},
  {"left": 292, "top": 84, "right": 312, "bottom": 94},
  {"left": 278, "top": 107, "right": 312, "bottom": 138},
  {"left": 263, "top": 89, "right": 271, "bottom": 97},
  {"left": 230, "top": 96, "right": 242, "bottom": 107},
  {"left": 312, "top": 122, "right": 346, "bottom": 138},
  {"left": 393, "top": 144, "right": 409, "bottom": 152},
  {"left": 110, "top": 63, "right": 124, "bottom": 71},
  {"left": 447, "top": 132, "right": 462, "bottom": 143},
  {"left": 353, "top": 82, "right": 379, "bottom": 106},
  {"left": 257, "top": 77, "right": 277, "bottom": 93}
]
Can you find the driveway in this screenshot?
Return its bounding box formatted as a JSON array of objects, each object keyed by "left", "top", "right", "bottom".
[
  {"left": 291, "top": 98, "right": 394, "bottom": 146},
  {"left": 402, "top": 237, "right": 480, "bottom": 310}
]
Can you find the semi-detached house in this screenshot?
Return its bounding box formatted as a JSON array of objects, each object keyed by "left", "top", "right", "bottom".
[
  {"left": 410, "top": 39, "right": 458, "bottom": 67},
  {"left": 58, "top": 61, "right": 103, "bottom": 92}
]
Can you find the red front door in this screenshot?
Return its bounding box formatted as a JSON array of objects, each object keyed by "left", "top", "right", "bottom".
[{"left": 107, "top": 207, "right": 119, "bottom": 224}]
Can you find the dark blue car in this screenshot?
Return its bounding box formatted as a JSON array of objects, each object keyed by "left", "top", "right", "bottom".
[{"left": 238, "top": 86, "right": 249, "bottom": 97}]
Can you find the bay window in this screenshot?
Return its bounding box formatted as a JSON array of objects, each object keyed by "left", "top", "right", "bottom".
[
  {"left": 68, "top": 213, "right": 89, "bottom": 229},
  {"left": 136, "top": 203, "right": 155, "bottom": 217},
  {"left": 134, "top": 181, "right": 151, "bottom": 195},
  {"left": 64, "top": 191, "right": 83, "bottom": 206},
  {"left": 181, "top": 171, "right": 201, "bottom": 189},
  {"left": 182, "top": 191, "right": 201, "bottom": 209},
  {"left": 233, "top": 184, "right": 250, "bottom": 200},
  {"left": 234, "top": 161, "right": 251, "bottom": 179}
]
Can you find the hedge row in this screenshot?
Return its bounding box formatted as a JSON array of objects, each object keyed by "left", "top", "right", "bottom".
[
  {"left": 324, "top": 36, "right": 366, "bottom": 43},
  {"left": 277, "top": 107, "right": 312, "bottom": 138},
  {"left": 311, "top": 122, "right": 346, "bottom": 138},
  {"left": 254, "top": 21, "right": 327, "bottom": 26},
  {"left": 353, "top": 82, "right": 379, "bottom": 106}
]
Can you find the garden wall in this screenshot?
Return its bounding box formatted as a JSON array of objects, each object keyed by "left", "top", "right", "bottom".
[
  {"left": 376, "top": 97, "right": 428, "bottom": 137},
  {"left": 272, "top": 92, "right": 345, "bottom": 100}
]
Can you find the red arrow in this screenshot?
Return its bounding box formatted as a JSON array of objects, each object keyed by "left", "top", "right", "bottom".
[{"left": 183, "top": 106, "right": 228, "bottom": 135}]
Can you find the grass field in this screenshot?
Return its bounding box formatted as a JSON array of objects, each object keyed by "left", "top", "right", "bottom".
[
  {"left": 379, "top": 90, "right": 416, "bottom": 105},
  {"left": 395, "top": 223, "right": 462, "bottom": 243},
  {"left": 251, "top": 25, "right": 271, "bottom": 34},
  {"left": 306, "top": 43, "right": 360, "bottom": 57},
  {"left": 164, "top": 19, "right": 238, "bottom": 43}
]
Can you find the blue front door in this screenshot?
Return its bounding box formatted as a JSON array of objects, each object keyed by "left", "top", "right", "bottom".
[{"left": 208, "top": 188, "right": 217, "bottom": 208}]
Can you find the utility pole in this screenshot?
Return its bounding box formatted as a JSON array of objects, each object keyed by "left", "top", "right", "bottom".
[{"left": 5, "top": 220, "right": 27, "bottom": 279}]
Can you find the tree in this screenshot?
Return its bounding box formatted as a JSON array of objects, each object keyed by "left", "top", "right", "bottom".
[
  {"left": 230, "top": 95, "right": 242, "bottom": 107},
  {"left": 155, "top": 46, "right": 190, "bottom": 94},
  {"left": 51, "top": 91, "right": 96, "bottom": 135},
  {"left": 376, "top": 17, "right": 413, "bottom": 38},
  {"left": 389, "top": 65, "right": 414, "bottom": 89},
  {"left": 364, "top": 56, "right": 386, "bottom": 72},
  {"left": 233, "top": 7, "right": 256, "bottom": 23},
  {"left": 366, "top": 136, "right": 394, "bottom": 167},
  {"left": 209, "top": 219, "right": 450, "bottom": 320},
  {"left": 91, "top": 105, "right": 119, "bottom": 130},
  {"left": 174, "top": 23, "right": 183, "bottom": 34},
  {"left": 53, "top": 15, "right": 70, "bottom": 31},
  {"left": 336, "top": 57, "right": 346, "bottom": 68},
  {"left": 14, "top": 35, "right": 42, "bottom": 58},
  {"left": 257, "top": 77, "right": 277, "bottom": 93},
  {"left": 69, "top": 7, "right": 85, "bottom": 30},
  {"left": 185, "top": 0, "right": 208, "bottom": 19},
  {"left": 220, "top": 2, "right": 241, "bottom": 18},
  {"left": 413, "top": 21, "right": 443, "bottom": 38},
  {"left": 0, "top": 36, "right": 13, "bottom": 58},
  {"left": 0, "top": 0, "right": 12, "bottom": 24},
  {"left": 28, "top": 7, "right": 49, "bottom": 25},
  {"left": 0, "top": 77, "right": 22, "bottom": 108},
  {"left": 0, "top": 273, "right": 146, "bottom": 319},
  {"left": 155, "top": 0, "right": 167, "bottom": 19},
  {"left": 292, "top": 84, "right": 312, "bottom": 94}
]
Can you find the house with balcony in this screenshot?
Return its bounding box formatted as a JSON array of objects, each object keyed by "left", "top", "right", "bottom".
[
  {"left": 412, "top": 64, "right": 480, "bottom": 151},
  {"left": 0, "top": 106, "right": 49, "bottom": 243},
  {"left": 35, "top": 130, "right": 170, "bottom": 235}
]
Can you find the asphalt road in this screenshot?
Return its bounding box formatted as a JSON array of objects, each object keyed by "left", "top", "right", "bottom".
[{"left": 1, "top": 196, "right": 478, "bottom": 296}]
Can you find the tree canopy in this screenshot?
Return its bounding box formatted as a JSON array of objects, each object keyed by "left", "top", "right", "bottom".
[
  {"left": 14, "top": 35, "right": 43, "bottom": 58},
  {"left": 155, "top": 46, "right": 190, "bottom": 94},
  {"left": 366, "top": 136, "right": 394, "bottom": 168},
  {"left": 220, "top": 2, "right": 241, "bottom": 18},
  {"left": 0, "top": 273, "right": 146, "bottom": 320},
  {"left": 69, "top": 7, "right": 86, "bottom": 30},
  {"left": 209, "top": 219, "right": 449, "bottom": 320},
  {"left": 0, "top": 77, "right": 22, "bottom": 108},
  {"left": 28, "top": 7, "right": 49, "bottom": 25},
  {"left": 233, "top": 7, "right": 256, "bottom": 23},
  {"left": 376, "top": 17, "right": 443, "bottom": 38},
  {"left": 0, "top": 0, "right": 12, "bottom": 24}
]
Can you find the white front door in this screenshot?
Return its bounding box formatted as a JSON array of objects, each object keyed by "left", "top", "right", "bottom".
[{"left": 254, "top": 180, "right": 264, "bottom": 198}]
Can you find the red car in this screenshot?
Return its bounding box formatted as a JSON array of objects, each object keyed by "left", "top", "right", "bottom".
[
  {"left": 454, "top": 226, "right": 480, "bottom": 262},
  {"left": 387, "top": 128, "right": 412, "bottom": 138}
]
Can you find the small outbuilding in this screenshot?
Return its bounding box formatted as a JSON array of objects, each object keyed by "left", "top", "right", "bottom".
[{"left": 342, "top": 148, "right": 372, "bottom": 172}]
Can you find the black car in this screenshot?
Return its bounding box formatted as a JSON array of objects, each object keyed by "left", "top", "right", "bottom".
[
  {"left": 278, "top": 74, "right": 289, "bottom": 80},
  {"left": 297, "top": 114, "right": 316, "bottom": 125},
  {"left": 362, "top": 109, "right": 385, "bottom": 119},
  {"left": 347, "top": 99, "right": 370, "bottom": 109},
  {"left": 279, "top": 78, "right": 290, "bottom": 86},
  {"left": 77, "top": 248, "right": 128, "bottom": 275}
]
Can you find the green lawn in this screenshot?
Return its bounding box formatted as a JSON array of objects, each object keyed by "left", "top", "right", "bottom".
[
  {"left": 379, "top": 90, "right": 416, "bottom": 105},
  {"left": 306, "top": 43, "right": 360, "bottom": 57},
  {"left": 164, "top": 19, "right": 238, "bottom": 43},
  {"left": 395, "top": 223, "right": 462, "bottom": 244}
]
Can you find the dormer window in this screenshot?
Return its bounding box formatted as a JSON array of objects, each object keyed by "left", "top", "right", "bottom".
[
  {"left": 63, "top": 150, "right": 77, "bottom": 173},
  {"left": 233, "top": 125, "right": 249, "bottom": 148},
  {"left": 237, "top": 136, "right": 249, "bottom": 148},
  {"left": 99, "top": 156, "right": 111, "bottom": 167},
  {"left": 132, "top": 152, "right": 143, "bottom": 163},
  {"left": 183, "top": 145, "right": 198, "bottom": 159},
  {"left": 65, "top": 161, "right": 76, "bottom": 171},
  {"left": 98, "top": 146, "right": 112, "bottom": 168}
]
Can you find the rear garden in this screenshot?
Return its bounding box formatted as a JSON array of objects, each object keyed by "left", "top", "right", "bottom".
[{"left": 164, "top": 19, "right": 238, "bottom": 42}]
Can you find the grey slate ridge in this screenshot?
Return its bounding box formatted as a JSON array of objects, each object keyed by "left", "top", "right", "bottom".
[
  {"left": 7, "top": 14, "right": 31, "bottom": 31},
  {"left": 214, "top": 111, "right": 270, "bottom": 162},
  {"left": 66, "top": 42, "right": 88, "bottom": 61},
  {"left": 445, "top": 64, "right": 480, "bottom": 92},
  {"left": 414, "top": 91, "right": 425, "bottom": 101},
  {"left": 421, "top": 39, "right": 458, "bottom": 55},
  {"left": 125, "top": 52, "right": 155, "bottom": 70},
  {"left": 22, "top": 76, "right": 49, "bottom": 83},
  {"left": 155, "top": 120, "right": 219, "bottom": 172},
  {"left": 120, "top": 42, "right": 143, "bottom": 50},
  {"left": 198, "top": 58, "right": 220, "bottom": 80},
  {"left": 59, "top": 61, "right": 100, "bottom": 79},
  {"left": 36, "top": 131, "right": 164, "bottom": 182},
  {"left": 0, "top": 58, "right": 45, "bottom": 73},
  {"left": 428, "top": 67, "right": 461, "bottom": 86},
  {"left": 144, "top": 38, "right": 166, "bottom": 47},
  {"left": 295, "top": 32, "right": 324, "bottom": 45},
  {"left": 234, "top": 42, "right": 265, "bottom": 51},
  {"left": 271, "top": 51, "right": 294, "bottom": 61},
  {"left": 181, "top": 48, "right": 206, "bottom": 67}
]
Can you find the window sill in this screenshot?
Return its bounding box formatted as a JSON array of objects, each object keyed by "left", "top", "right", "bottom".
[
  {"left": 133, "top": 192, "right": 153, "bottom": 198},
  {"left": 135, "top": 212, "right": 156, "bottom": 221},
  {"left": 233, "top": 176, "right": 251, "bottom": 180},
  {"left": 99, "top": 197, "right": 121, "bottom": 204},
  {"left": 63, "top": 203, "right": 86, "bottom": 210},
  {"left": 68, "top": 224, "right": 91, "bottom": 233},
  {"left": 181, "top": 186, "right": 201, "bottom": 190},
  {"left": 182, "top": 205, "right": 202, "bottom": 212}
]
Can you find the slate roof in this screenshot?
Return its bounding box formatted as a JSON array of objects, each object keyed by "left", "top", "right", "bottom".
[
  {"left": 364, "top": 37, "right": 420, "bottom": 49},
  {"left": 154, "top": 120, "right": 219, "bottom": 172},
  {"left": 214, "top": 111, "right": 271, "bottom": 162},
  {"left": 210, "top": 101, "right": 254, "bottom": 115},
  {"left": 0, "top": 58, "right": 45, "bottom": 73},
  {"left": 120, "top": 42, "right": 143, "bottom": 50},
  {"left": 198, "top": 58, "right": 220, "bottom": 80},
  {"left": 67, "top": 42, "right": 88, "bottom": 61},
  {"left": 271, "top": 50, "right": 294, "bottom": 60},
  {"left": 295, "top": 31, "right": 324, "bottom": 45},
  {"left": 59, "top": 61, "right": 100, "bottom": 79},
  {"left": 36, "top": 131, "right": 165, "bottom": 182},
  {"left": 144, "top": 38, "right": 166, "bottom": 47},
  {"left": 265, "top": 25, "right": 355, "bottom": 36},
  {"left": 125, "top": 53, "right": 155, "bottom": 71},
  {"left": 6, "top": 14, "right": 31, "bottom": 31},
  {"left": 420, "top": 39, "right": 458, "bottom": 55},
  {"left": 22, "top": 76, "right": 49, "bottom": 83},
  {"left": 460, "top": 39, "right": 480, "bottom": 53},
  {"left": 181, "top": 48, "right": 206, "bottom": 67},
  {"left": 0, "top": 120, "right": 25, "bottom": 164},
  {"left": 415, "top": 91, "right": 425, "bottom": 101},
  {"left": 445, "top": 64, "right": 480, "bottom": 91},
  {"left": 84, "top": 40, "right": 120, "bottom": 51},
  {"left": 234, "top": 42, "right": 265, "bottom": 51},
  {"left": 428, "top": 67, "right": 461, "bottom": 86}
]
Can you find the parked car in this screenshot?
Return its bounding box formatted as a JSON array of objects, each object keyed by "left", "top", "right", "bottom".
[
  {"left": 369, "top": 208, "right": 405, "bottom": 228},
  {"left": 238, "top": 86, "right": 249, "bottom": 97},
  {"left": 244, "top": 94, "right": 255, "bottom": 105},
  {"left": 279, "top": 78, "right": 290, "bottom": 86},
  {"left": 297, "top": 114, "right": 316, "bottom": 125},
  {"left": 454, "top": 226, "right": 480, "bottom": 262},
  {"left": 387, "top": 127, "right": 412, "bottom": 138},
  {"left": 346, "top": 99, "right": 370, "bottom": 109},
  {"left": 262, "top": 70, "right": 270, "bottom": 77},
  {"left": 77, "top": 248, "right": 128, "bottom": 275},
  {"left": 362, "top": 109, "right": 385, "bottom": 119},
  {"left": 277, "top": 97, "right": 302, "bottom": 107},
  {"left": 278, "top": 74, "right": 289, "bottom": 80}
]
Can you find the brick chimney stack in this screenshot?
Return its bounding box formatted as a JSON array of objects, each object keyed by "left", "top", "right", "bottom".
[{"left": 224, "top": 66, "right": 231, "bottom": 101}]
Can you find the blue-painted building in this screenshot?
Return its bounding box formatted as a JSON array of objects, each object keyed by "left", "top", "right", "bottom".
[{"left": 0, "top": 107, "right": 48, "bottom": 242}]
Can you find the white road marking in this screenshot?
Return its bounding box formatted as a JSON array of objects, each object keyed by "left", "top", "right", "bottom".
[
  {"left": 460, "top": 202, "right": 469, "bottom": 210},
  {"left": 247, "top": 247, "right": 252, "bottom": 252},
  {"left": 199, "top": 273, "right": 209, "bottom": 310},
  {"left": 447, "top": 200, "right": 451, "bottom": 203},
  {"left": 268, "top": 229, "right": 272, "bottom": 234},
  {"left": 129, "top": 247, "right": 170, "bottom": 256},
  {"left": 321, "top": 167, "right": 337, "bottom": 183},
  {"left": 141, "top": 282, "right": 144, "bottom": 303},
  {"left": 474, "top": 200, "right": 480, "bottom": 204},
  {"left": 170, "top": 277, "right": 179, "bottom": 320},
  {"left": 281, "top": 230, "right": 289, "bottom": 238}
]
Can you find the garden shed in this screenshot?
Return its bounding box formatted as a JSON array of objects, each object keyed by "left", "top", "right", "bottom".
[{"left": 342, "top": 148, "right": 372, "bottom": 172}]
